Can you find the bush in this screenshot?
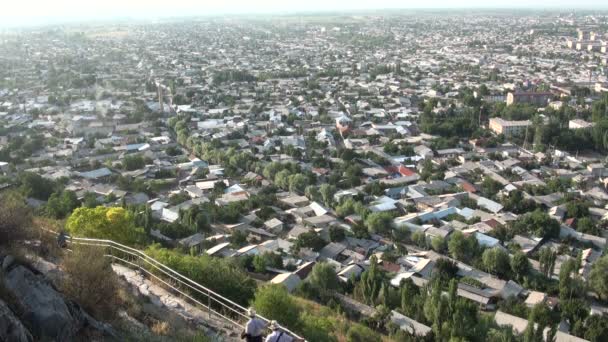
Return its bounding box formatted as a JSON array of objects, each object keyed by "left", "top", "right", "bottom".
[
  {"left": 346, "top": 324, "right": 381, "bottom": 342},
  {"left": 253, "top": 285, "right": 301, "bottom": 331},
  {"left": 60, "top": 246, "right": 120, "bottom": 321},
  {"left": 145, "top": 245, "right": 256, "bottom": 306},
  {"left": 0, "top": 192, "right": 32, "bottom": 246}
]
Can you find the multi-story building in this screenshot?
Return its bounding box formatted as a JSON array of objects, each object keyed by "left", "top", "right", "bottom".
[
  {"left": 506, "top": 91, "right": 552, "bottom": 106},
  {"left": 489, "top": 118, "right": 531, "bottom": 136}
]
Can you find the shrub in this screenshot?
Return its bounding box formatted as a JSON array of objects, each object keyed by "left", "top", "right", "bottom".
[
  {"left": 0, "top": 192, "right": 32, "bottom": 246},
  {"left": 60, "top": 246, "right": 120, "bottom": 321},
  {"left": 252, "top": 285, "right": 301, "bottom": 331}
]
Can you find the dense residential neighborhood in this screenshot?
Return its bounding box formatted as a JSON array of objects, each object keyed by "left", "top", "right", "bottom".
[{"left": 2, "top": 9, "right": 608, "bottom": 342}]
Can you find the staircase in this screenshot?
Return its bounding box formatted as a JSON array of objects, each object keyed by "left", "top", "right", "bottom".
[{"left": 45, "top": 230, "right": 304, "bottom": 341}]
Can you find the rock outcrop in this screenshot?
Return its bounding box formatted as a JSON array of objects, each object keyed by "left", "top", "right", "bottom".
[
  {"left": 0, "top": 299, "right": 32, "bottom": 342},
  {"left": 0, "top": 255, "right": 116, "bottom": 341}
]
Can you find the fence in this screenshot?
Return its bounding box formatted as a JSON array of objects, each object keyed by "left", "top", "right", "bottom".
[{"left": 43, "top": 229, "right": 305, "bottom": 340}]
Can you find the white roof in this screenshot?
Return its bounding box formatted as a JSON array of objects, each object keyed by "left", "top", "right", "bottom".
[{"left": 270, "top": 273, "right": 301, "bottom": 292}]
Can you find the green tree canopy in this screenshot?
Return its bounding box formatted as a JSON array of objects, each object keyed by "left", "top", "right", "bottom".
[
  {"left": 482, "top": 247, "right": 511, "bottom": 278},
  {"left": 365, "top": 212, "right": 394, "bottom": 235},
  {"left": 66, "top": 206, "right": 145, "bottom": 246},
  {"left": 590, "top": 255, "right": 608, "bottom": 301},
  {"left": 253, "top": 284, "right": 301, "bottom": 331},
  {"left": 510, "top": 209, "right": 560, "bottom": 239}
]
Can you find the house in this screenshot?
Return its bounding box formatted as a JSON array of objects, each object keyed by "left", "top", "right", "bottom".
[
  {"left": 264, "top": 218, "right": 284, "bottom": 234},
  {"left": 569, "top": 119, "right": 594, "bottom": 130},
  {"left": 337, "top": 263, "right": 366, "bottom": 282},
  {"left": 205, "top": 242, "right": 234, "bottom": 257},
  {"left": 178, "top": 233, "right": 206, "bottom": 254},
  {"left": 319, "top": 242, "right": 346, "bottom": 261},
  {"left": 280, "top": 194, "right": 310, "bottom": 207},
  {"left": 270, "top": 273, "right": 302, "bottom": 292},
  {"left": 494, "top": 311, "right": 588, "bottom": 342},
  {"left": 525, "top": 291, "right": 547, "bottom": 308},
  {"left": 79, "top": 167, "right": 113, "bottom": 180},
  {"left": 369, "top": 196, "right": 399, "bottom": 212},
  {"left": 390, "top": 311, "right": 432, "bottom": 337},
  {"left": 587, "top": 164, "right": 608, "bottom": 178}
]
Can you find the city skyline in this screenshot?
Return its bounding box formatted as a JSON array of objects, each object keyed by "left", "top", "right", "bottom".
[{"left": 2, "top": 0, "right": 608, "bottom": 28}]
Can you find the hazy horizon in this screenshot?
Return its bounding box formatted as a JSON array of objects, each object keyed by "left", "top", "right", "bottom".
[{"left": 2, "top": 0, "right": 608, "bottom": 28}]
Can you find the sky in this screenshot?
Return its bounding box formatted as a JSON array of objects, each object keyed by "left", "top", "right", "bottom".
[{"left": 1, "top": 0, "right": 607, "bottom": 27}]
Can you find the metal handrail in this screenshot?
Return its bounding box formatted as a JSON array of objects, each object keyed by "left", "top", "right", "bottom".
[{"left": 43, "top": 228, "right": 305, "bottom": 340}]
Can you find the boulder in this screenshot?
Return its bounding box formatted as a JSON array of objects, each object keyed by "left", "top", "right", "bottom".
[
  {"left": 2, "top": 255, "right": 15, "bottom": 271},
  {"left": 0, "top": 299, "right": 33, "bottom": 342},
  {"left": 2, "top": 265, "right": 115, "bottom": 340}
]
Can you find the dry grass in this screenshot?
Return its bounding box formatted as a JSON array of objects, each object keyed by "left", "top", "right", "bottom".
[
  {"left": 60, "top": 246, "right": 121, "bottom": 321},
  {"left": 151, "top": 321, "right": 170, "bottom": 336},
  {"left": 0, "top": 192, "right": 33, "bottom": 247}
]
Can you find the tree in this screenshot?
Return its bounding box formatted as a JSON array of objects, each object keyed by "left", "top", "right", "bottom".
[
  {"left": 319, "top": 184, "right": 336, "bottom": 207},
  {"left": 511, "top": 251, "right": 530, "bottom": 282},
  {"left": 274, "top": 169, "right": 291, "bottom": 189},
  {"left": 329, "top": 226, "right": 345, "bottom": 242},
  {"left": 510, "top": 209, "right": 560, "bottom": 239},
  {"left": 482, "top": 247, "right": 511, "bottom": 278},
  {"left": 45, "top": 191, "right": 80, "bottom": 219},
  {"left": 524, "top": 304, "right": 555, "bottom": 342},
  {"left": 19, "top": 172, "right": 57, "bottom": 200},
  {"left": 122, "top": 154, "right": 146, "bottom": 171},
  {"left": 293, "top": 231, "right": 326, "bottom": 252},
  {"left": 566, "top": 200, "right": 590, "bottom": 219},
  {"left": 252, "top": 252, "right": 283, "bottom": 273},
  {"left": 502, "top": 190, "right": 538, "bottom": 214},
  {"left": 482, "top": 177, "right": 503, "bottom": 198},
  {"left": 539, "top": 247, "right": 557, "bottom": 278},
  {"left": 584, "top": 314, "right": 608, "bottom": 342},
  {"left": 576, "top": 217, "right": 599, "bottom": 236},
  {"left": 412, "top": 230, "right": 427, "bottom": 248},
  {"left": 82, "top": 192, "right": 99, "bottom": 208},
  {"left": 590, "top": 255, "right": 608, "bottom": 301},
  {"left": 430, "top": 236, "right": 446, "bottom": 253},
  {"left": 448, "top": 231, "right": 479, "bottom": 263},
  {"left": 288, "top": 173, "right": 309, "bottom": 193},
  {"left": 253, "top": 285, "right": 300, "bottom": 330},
  {"left": 66, "top": 206, "right": 145, "bottom": 246},
  {"left": 143, "top": 205, "right": 152, "bottom": 234},
  {"left": 336, "top": 199, "right": 368, "bottom": 218},
  {"left": 365, "top": 212, "right": 393, "bottom": 235},
  {"left": 432, "top": 258, "right": 459, "bottom": 284},
  {"left": 229, "top": 230, "right": 249, "bottom": 247},
  {"left": 354, "top": 256, "right": 384, "bottom": 305},
  {"left": 307, "top": 263, "right": 340, "bottom": 295},
  {"left": 400, "top": 278, "right": 421, "bottom": 318},
  {"left": 305, "top": 185, "right": 320, "bottom": 202}
]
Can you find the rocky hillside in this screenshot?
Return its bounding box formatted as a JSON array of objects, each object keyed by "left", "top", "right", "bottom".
[
  {"left": 1, "top": 248, "right": 234, "bottom": 342},
  {"left": 0, "top": 254, "right": 116, "bottom": 341}
]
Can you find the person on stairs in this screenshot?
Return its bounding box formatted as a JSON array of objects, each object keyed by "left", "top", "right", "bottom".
[
  {"left": 264, "top": 321, "right": 294, "bottom": 342},
  {"left": 241, "top": 308, "right": 266, "bottom": 342}
]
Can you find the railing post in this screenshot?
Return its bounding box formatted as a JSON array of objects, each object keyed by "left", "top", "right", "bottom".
[{"left": 208, "top": 289, "right": 211, "bottom": 319}]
